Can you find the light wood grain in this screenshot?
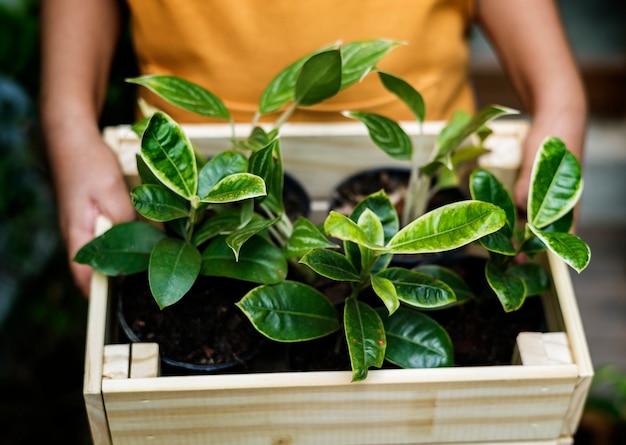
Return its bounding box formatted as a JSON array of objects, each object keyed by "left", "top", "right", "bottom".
[
  {"left": 130, "top": 343, "right": 160, "bottom": 379},
  {"left": 83, "top": 215, "right": 113, "bottom": 445}
]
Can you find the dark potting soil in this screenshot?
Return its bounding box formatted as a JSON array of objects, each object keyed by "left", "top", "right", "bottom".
[{"left": 116, "top": 274, "right": 263, "bottom": 370}]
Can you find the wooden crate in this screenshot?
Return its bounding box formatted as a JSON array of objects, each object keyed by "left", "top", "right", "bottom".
[{"left": 84, "top": 121, "right": 593, "bottom": 445}]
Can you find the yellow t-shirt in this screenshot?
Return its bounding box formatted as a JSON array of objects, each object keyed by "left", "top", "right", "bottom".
[{"left": 125, "top": 0, "right": 475, "bottom": 123}]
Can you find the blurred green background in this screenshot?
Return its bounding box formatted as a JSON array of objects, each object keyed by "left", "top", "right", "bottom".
[{"left": 0, "top": 0, "right": 623, "bottom": 443}]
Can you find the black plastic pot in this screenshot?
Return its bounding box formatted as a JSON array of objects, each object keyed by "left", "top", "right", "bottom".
[{"left": 115, "top": 274, "right": 264, "bottom": 375}]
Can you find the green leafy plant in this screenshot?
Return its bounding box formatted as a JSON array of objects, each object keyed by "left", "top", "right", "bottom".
[
  {"left": 237, "top": 120, "right": 591, "bottom": 382},
  {"left": 238, "top": 191, "right": 507, "bottom": 381},
  {"left": 343, "top": 70, "right": 518, "bottom": 225},
  {"left": 74, "top": 39, "right": 404, "bottom": 309},
  {"left": 469, "top": 136, "right": 590, "bottom": 311}
]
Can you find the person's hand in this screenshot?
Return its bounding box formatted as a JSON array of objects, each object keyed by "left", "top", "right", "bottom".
[{"left": 51, "top": 136, "right": 136, "bottom": 297}]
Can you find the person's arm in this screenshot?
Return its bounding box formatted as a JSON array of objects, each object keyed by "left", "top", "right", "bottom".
[
  {"left": 40, "top": 0, "right": 136, "bottom": 296},
  {"left": 475, "top": 0, "right": 587, "bottom": 215}
]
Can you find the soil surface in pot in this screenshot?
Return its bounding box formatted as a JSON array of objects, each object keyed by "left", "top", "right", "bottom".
[{"left": 116, "top": 274, "right": 263, "bottom": 372}]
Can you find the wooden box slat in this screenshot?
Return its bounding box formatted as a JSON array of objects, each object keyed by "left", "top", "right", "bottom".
[{"left": 84, "top": 121, "right": 592, "bottom": 445}]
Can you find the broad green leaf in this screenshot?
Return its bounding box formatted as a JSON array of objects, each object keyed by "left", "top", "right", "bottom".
[
  {"left": 248, "top": 140, "right": 284, "bottom": 213},
  {"left": 527, "top": 224, "right": 591, "bottom": 273},
  {"left": 136, "top": 153, "right": 161, "bottom": 186},
  {"left": 436, "top": 105, "right": 518, "bottom": 159},
  {"left": 74, "top": 221, "right": 166, "bottom": 275},
  {"left": 127, "top": 75, "right": 231, "bottom": 120},
  {"left": 478, "top": 231, "right": 517, "bottom": 256},
  {"left": 470, "top": 168, "right": 516, "bottom": 233},
  {"left": 370, "top": 275, "right": 400, "bottom": 315},
  {"left": 324, "top": 211, "right": 386, "bottom": 251},
  {"left": 148, "top": 238, "right": 201, "bottom": 309},
  {"left": 375, "top": 268, "right": 456, "bottom": 309},
  {"left": 357, "top": 208, "right": 384, "bottom": 269},
  {"left": 508, "top": 263, "right": 550, "bottom": 296},
  {"left": 388, "top": 201, "right": 506, "bottom": 254},
  {"left": 378, "top": 70, "right": 425, "bottom": 122},
  {"left": 197, "top": 151, "right": 248, "bottom": 198},
  {"left": 284, "top": 217, "right": 337, "bottom": 258},
  {"left": 520, "top": 235, "right": 547, "bottom": 257},
  {"left": 347, "top": 190, "right": 398, "bottom": 272},
  {"left": 237, "top": 281, "right": 339, "bottom": 342},
  {"left": 543, "top": 209, "right": 574, "bottom": 234},
  {"left": 191, "top": 210, "right": 243, "bottom": 246},
  {"left": 258, "top": 44, "right": 334, "bottom": 114},
  {"left": 201, "top": 235, "right": 287, "bottom": 284},
  {"left": 344, "top": 111, "right": 412, "bottom": 161},
  {"left": 485, "top": 260, "right": 526, "bottom": 312},
  {"left": 131, "top": 184, "right": 189, "bottom": 222},
  {"left": 378, "top": 307, "right": 454, "bottom": 368},
  {"left": 141, "top": 111, "right": 197, "bottom": 199},
  {"left": 340, "top": 39, "right": 403, "bottom": 89},
  {"left": 528, "top": 137, "right": 583, "bottom": 228},
  {"left": 344, "top": 298, "right": 386, "bottom": 382},
  {"left": 350, "top": 190, "right": 399, "bottom": 242},
  {"left": 300, "top": 249, "right": 361, "bottom": 282},
  {"left": 414, "top": 264, "right": 473, "bottom": 304},
  {"left": 225, "top": 217, "right": 279, "bottom": 260},
  {"left": 294, "top": 49, "right": 342, "bottom": 106},
  {"left": 201, "top": 173, "right": 266, "bottom": 203}
]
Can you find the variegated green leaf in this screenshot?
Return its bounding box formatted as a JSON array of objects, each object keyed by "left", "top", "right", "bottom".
[
  {"left": 131, "top": 184, "right": 189, "bottom": 222},
  {"left": 470, "top": 168, "right": 516, "bottom": 233},
  {"left": 388, "top": 201, "right": 506, "bottom": 254},
  {"left": 340, "top": 39, "right": 403, "bottom": 89},
  {"left": 414, "top": 264, "right": 474, "bottom": 304},
  {"left": 344, "top": 111, "right": 412, "bottom": 160},
  {"left": 508, "top": 263, "right": 550, "bottom": 296},
  {"left": 527, "top": 224, "right": 591, "bottom": 273},
  {"left": 375, "top": 267, "right": 456, "bottom": 309},
  {"left": 127, "top": 75, "right": 231, "bottom": 120},
  {"left": 436, "top": 105, "right": 518, "bottom": 159},
  {"left": 284, "top": 217, "right": 337, "bottom": 259},
  {"left": 378, "top": 70, "right": 425, "bottom": 122},
  {"left": 300, "top": 249, "right": 360, "bottom": 282},
  {"left": 225, "top": 217, "right": 279, "bottom": 260},
  {"left": 141, "top": 111, "right": 197, "bottom": 199},
  {"left": 485, "top": 260, "right": 526, "bottom": 312},
  {"left": 324, "top": 211, "right": 386, "bottom": 251},
  {"left": 528, "top": 137, "right": 583, "bottom": 228},
  {"left": 201, "top": 173, "right": 266, "bottom": 203},
  {"left": 197, "top": 151, "right": 248, "bottom": 198},
  {"left": 370, "top": 274, "right": 400, "bottom": 315},
  {"left": 344, "top": 299, "right": 386, "bottom": 382}
]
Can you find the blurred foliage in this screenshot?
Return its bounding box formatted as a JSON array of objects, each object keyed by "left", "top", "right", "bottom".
[{"left": 0, "top": 1, "right": 136, "bottom": 442}]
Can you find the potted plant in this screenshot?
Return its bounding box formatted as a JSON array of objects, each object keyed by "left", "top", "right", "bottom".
[
  {"left": 238, "top": 131, "right": 590, "bottom": 381},
  {"left": 81, "top": 39, "right": 594, "bottom": 445},
  {"left": 76, "top": 39, "right": 405, "bottom": 371}
]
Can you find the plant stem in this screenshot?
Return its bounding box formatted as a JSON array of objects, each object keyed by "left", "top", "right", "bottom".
[{"left": 274, "top": 102, "right": 298, "bottom": 130}]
